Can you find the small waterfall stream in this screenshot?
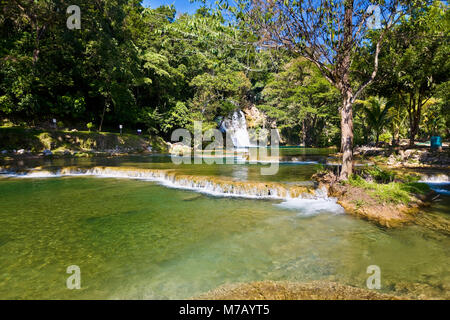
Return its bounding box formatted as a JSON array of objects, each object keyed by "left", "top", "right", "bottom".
[{"left": 1, "top": 166, "right": 325, "bottom": 200}]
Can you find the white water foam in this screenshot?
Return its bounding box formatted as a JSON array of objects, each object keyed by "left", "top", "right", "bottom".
[
  {"left": 275, "top": 198, "right": 345, "bottom": 216},
  {"left": 157, "top": 179, "right": 272, "bottom": 199},
  {"left": 419, "top": 174, "right": 449, "bottom": 183},
  {"left": 1, "top": 168, "right": 287, "bottom": 199},
  {"left": 1, "top": 171, "right": 62, "bottom": 178}
]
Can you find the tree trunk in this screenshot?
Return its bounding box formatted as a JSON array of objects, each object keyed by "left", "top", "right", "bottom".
[
  {"left": 408, "top": 108, "right": 421, "bottom": 147},
  {"left": 362, "top": 120, "right": 369, "bottom": 145},
  {"left": 99, "top": 102, "right": 107, "bottom": 132},
  {"left": 392, "top": 122, "right": 400, "bottom": 146},
  {"left": 302, "top": 116, "right": 314, "bottom": 147},
  {"left": 408, "top": 94, "right": 422, "bottom": 147},
  {"left": 302, "top": 119, "right": 306, "bottom": 146},
  {"left": 340, "top": 94, "right": 354, "bottom": 180},
  {"left": 409, "top": 125, "right": 417, "bottom": 147},
  {"left": 338, "top": 1, "right": 354, "bottom": 180}
]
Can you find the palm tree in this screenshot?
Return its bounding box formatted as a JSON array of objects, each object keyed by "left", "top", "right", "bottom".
[
  {"left": 356, "top": 97, "right": 392, "bottom": 145},
  {"left": 386, "top": 94, "right": 408, "bottom": 146}
]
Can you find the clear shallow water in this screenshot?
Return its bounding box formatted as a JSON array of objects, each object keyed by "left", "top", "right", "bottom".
[{"left": 0, "top": 152, "right": 449, "bottom": 299}]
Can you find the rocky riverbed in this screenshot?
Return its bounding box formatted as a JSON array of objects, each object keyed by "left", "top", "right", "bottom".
[
  {"left": 353, "top": 146, "right": 450, "bottom": 168},
  {"left": 195, "top": 281, "right": 403, "bottom": 300}
]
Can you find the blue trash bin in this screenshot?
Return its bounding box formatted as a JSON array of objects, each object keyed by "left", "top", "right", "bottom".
[{"left": 430, "top": 136, "right": 442, "bottom": 149}]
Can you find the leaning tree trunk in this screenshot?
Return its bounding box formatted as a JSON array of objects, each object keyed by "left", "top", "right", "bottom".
[
  {"left": 99, "top": 105, "right": 106, "bottom": 133},
  {"left": 99, "top": 101, "right": 108, "bottom": 133},
  {"left": 340, "top": 93, "right": 354, "bottom": 180}
]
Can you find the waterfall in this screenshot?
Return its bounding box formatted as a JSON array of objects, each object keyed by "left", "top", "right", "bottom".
[
  {"left": 419, "top": 174, "right": 449, "bottom": 183},
  {"left": 1, "top": 166, "right": 345, "bottom": 214},
  {"left": 2, "top": 166, "right": 317, "bottom": 199},
  {"left": 219, "top": 110, "right": 252, "bottom": 148}
]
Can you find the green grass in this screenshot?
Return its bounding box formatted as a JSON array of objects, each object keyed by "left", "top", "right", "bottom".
[
  {"left": 364, "top": 165, "right": 395, "bottom": 183},
  {"left": 347, "top": 174, "right": 430, "bottom": 204},
  {"left": 0, "top": 126, "right": 149, "bottom": 153}
]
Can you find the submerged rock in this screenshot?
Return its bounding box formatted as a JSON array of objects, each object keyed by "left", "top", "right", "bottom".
[{"left": 194, "top": 280, "right": 403, "bottom": 300}]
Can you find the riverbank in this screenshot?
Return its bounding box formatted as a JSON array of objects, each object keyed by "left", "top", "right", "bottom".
[
  {"left": 313, "top": 167, "right": 439, "bottom": 228},
  {"left": 353, "top": 145, "right": 450, "bottom": 169},
  {"left": 0, "top": 127, "right": 168, "bottom": 157}
]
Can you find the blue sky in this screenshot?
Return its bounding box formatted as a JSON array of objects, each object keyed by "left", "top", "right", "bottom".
[{"left": 142, "top": 0, "right": 212, "bottom": 14}]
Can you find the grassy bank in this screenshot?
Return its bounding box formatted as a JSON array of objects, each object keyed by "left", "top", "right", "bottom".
[
  {"left": 314, "top": 166, "right": 434, "bottom": 227},
  {"left": 0, "top": 127, "right": 168, "bottom": 155},
  {"left": 344, "top": 166, "right": 431, "bottom": 205}
]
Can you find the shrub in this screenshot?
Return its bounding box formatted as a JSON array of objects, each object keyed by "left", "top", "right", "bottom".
[
  {"left": 379, "top": 132, "right": 392, "bottom": 144},
  {"left": 38, "top": 132, "right": 53, "bottom": 150},
  {"left": 86, "top": 122, "right": 94, "bottom": 132}
]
